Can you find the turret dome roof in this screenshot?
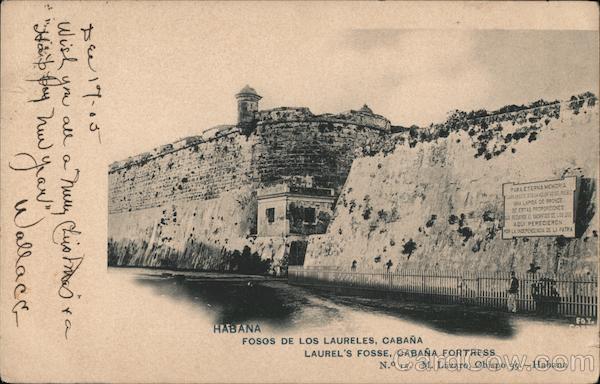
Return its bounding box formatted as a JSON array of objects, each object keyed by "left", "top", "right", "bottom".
[
  {"left": 359, "top": 104, "right": 373, "bottom": 114},
  {"left": 238, "top": 85, "right": 259, "bottom": 96}
]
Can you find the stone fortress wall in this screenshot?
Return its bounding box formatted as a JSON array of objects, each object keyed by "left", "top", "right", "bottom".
[
  {"left": 109, "top": 105, "right": 388, "bottom": 214},
  {"left": 108, "top": 87, "right": 598, "bottom": 275},
  {"left": 109, "top": 127, "right": 253, "bottom": 213},
  {"left": 108, "top": 87, "right": 389, "bottom": 270}
]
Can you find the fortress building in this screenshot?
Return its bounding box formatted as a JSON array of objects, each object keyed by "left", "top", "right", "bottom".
[
  {"left": 108, "top": 86, "right": 393, "bottom": 271},
  {"left": 108, "top": 87, "right": 598, "bottom": 276}
]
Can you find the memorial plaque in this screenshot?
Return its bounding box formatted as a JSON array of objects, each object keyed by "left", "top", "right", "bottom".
[{"left": 503, "top": 177, "right": 578, "bottom": 239}]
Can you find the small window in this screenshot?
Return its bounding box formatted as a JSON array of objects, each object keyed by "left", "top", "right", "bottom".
[
  {"left": 304, "top": 207, "right": 316, "bottom": 223},
  {"left": 266, "top": 208, "right": 275, "bottom": 223}
]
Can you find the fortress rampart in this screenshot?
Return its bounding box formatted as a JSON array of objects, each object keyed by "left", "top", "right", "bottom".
[
  {"left": 108, "top": 91, "right": 388, "bottom": 215},
  {"left": 108, "top": 87, "right": 598, "bottom": 275},
  {"left": 109, "top": 128, "right": 253, "bottom": 213},
  {"left": 108, "top": 86, "right": 390, "bottom": 270}
]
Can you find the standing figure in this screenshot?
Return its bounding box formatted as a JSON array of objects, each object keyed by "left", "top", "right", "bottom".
[
  {"left": 385, "top": 259, "right": 393, "bottom": 272},
  {"left": 507, "top": 271, "right": 519, "bottom": 313},
  {"left": 351, "top": 260, "right": 357, "bottom": 271}
]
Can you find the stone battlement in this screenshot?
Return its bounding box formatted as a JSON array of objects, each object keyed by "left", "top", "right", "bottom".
[
  {"left": 108, "top": 86, "right": 389, "bottom": 214},
  {"left": 109, "top": 125, "right": 241, "bottom": 173},
  {"left": 254, "top": 105, "right": 391, "bottom": 131},
  {"left": 109, "top": 102, "right": 391, "bottom": 174}
]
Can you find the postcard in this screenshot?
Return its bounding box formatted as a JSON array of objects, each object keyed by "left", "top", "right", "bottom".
[{"left": 1, "top": 1, "right": 598, "bottom": 383}]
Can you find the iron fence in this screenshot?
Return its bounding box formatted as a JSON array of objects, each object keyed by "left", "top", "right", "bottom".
[{"left": 288, "top": 266, "right": 597, "bottom": 318}]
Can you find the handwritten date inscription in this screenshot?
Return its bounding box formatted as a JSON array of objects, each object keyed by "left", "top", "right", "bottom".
[{"left": 8, "top": 7, "right": 101, "bottom": 341}]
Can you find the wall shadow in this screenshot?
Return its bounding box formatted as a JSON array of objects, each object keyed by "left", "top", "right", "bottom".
[
  {"left": 302, "top": 286, "right": 517, "bottom": 338},
  {"left": 134, "top": 271, "right": 520, "bottom": 338}
]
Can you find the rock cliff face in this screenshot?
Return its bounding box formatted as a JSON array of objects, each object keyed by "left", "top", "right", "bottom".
[{"left": 304, "top": 101, "right": 598, "bottom": 275}]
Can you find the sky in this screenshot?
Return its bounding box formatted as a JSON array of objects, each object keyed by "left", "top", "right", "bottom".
[{"left": 100, "top": 2, "right": 599, "bottom": 161}]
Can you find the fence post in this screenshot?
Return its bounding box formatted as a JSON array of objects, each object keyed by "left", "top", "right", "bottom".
[{"left": 477, "top": 277, "right": 481, "bottom": 306}]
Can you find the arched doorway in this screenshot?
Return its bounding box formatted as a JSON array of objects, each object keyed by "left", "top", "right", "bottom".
[{"left": 288, "top": 240, "right": 308, "bottom": 266}]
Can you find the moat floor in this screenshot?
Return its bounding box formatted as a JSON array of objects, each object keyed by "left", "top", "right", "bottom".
[{"left": 109, "top": 267, "right": 593, "bottom": 339}]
